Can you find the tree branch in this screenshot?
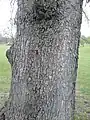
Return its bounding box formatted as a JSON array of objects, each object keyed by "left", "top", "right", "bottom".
[{"left": 82, "top": 9, "right": 90, "bottom": 22}]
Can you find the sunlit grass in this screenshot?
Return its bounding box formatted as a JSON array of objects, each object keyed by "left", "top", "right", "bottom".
[
  {"left": 78, "top": 45, "right": 90, "bottom": 96},
  {"left": 0, "top": 44, "right": 11, "bottom": 93}
]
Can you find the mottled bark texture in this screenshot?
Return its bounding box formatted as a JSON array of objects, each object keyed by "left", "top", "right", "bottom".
[{"left": 1, "top": 0, "right": 83, "bottom": 120}]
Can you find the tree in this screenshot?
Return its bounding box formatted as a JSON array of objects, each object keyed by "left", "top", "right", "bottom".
[
  {"left": 0, "top": 0, "right": 83, "bottom": 120},
  {"left": 80, "top": 35, "right": 87, "bottom": 46},
  {"left": 80, "top": 35, "right": 90, "bottom": 46}
]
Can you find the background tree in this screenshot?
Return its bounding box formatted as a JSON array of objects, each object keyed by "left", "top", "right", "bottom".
[
  {"left": 2, "top": 0, "right": 17, "bottom": 44},
  {"left": 80, "top": 35, "right": 90, "bottom": 46},
  {"left": 0, "top": 0, "right": 83, "bottom": 120}
]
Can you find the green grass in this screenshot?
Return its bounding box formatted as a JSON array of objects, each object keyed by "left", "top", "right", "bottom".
[
  {"left": 78, "top": 45, "right": 90, "bottom": 96},
  {"left": 76, "top": 45, "right": 90, "bottom": 120},
  {"left": 0, "top": 44, "right": 11, "bottom": 93}
]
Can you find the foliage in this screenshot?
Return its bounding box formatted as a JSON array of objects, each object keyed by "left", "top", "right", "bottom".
[{"left": 80, "top": 36, "right": 90, "bottom": 46}]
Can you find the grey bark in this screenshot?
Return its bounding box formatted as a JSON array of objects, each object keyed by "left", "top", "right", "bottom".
[{"left": 1, "top": 0, "right": 83, "bottom": 120}]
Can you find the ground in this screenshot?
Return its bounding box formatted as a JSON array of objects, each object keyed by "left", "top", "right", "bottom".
[
  {"left": 0, "top": 44, "right": 11, "bottom": 107},
  {"left": 0, "top": 44, "right": 90, "bottom": 119},
  {"left": 76, "top": 44, "right": 90, "bottom": 119},
  {"left": 78, "top": 45, "right": 90, "bottom": 95}
]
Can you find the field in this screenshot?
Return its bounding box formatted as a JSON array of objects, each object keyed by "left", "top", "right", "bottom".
[
  {"left": 76, "top": 45, "right": 90, "bottom": 119},
  {"left": 0, "top": 44, "right": 11, "bottom": 92},
  {"left": 78, "top": 45, "right": 90, "bottom": 95},
  {"left": 0, "top": 44, "right": 11, "bottom": 107},
  {"left": 0, "top": 44, "right": 90, "bottom": 119}
]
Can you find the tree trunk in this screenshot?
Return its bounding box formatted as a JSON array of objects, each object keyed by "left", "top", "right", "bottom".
[{"left": 1, "top": 0, "right": 83, "bottom": 120}]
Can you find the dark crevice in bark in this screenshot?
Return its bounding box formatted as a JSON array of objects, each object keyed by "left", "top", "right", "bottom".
[
  {"left": 0, "top": 101, "right": 8, "bottom": 120},
  {"left": 0, "top": 113, "right": 5, "bottom": 120}
]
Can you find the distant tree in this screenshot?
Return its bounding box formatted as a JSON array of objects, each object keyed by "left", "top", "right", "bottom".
[
  {"left": 2, "top": 0, "right": 17, "bottom": 44},
  {"left": 0, "top": 33, "right": 10, "bottom": 44},
  {"left": 80, "top": 35, "right": 90, "bottom": 46},
  {"left": 87, "top": 36, "right": 90, "bottom": 44},
  {"left": 0, "top": 33, "right": 2, "bottom": 38}
]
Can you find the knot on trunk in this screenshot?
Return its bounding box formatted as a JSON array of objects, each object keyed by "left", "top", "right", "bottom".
[
  {"left": 6, "top": 44, "right": 13, "bottom": 65},
  {"left": 32, "top": 0, "right": 61, "bottom": 21}
]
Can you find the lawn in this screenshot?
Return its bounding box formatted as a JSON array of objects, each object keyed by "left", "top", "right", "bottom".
[
  {"left": 76, "top": 45, "right": 90, "bottom": 119},
  {"left": 0, "top": 44, "right": 11, "bottom": 93},
  {"left": 78, "top": 45, "right": 90, "bottom": 96}
]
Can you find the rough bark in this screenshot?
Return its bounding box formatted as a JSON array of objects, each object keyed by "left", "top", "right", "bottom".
[{"left": 1, "top": 0, "right": 83, "bottom": 120}]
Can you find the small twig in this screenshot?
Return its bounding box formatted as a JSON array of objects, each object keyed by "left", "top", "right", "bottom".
[
  {"left": 82, "top": 9, "right": 90, "bottom": 23},
  {"left": 86, "top": 0, "right": 90, "bottom": 3}
]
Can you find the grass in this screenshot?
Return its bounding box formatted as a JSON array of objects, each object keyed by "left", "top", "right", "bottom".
[
  {"left": 0, "top": 44, "right": 11, "bottom": 93},
  {"left": 76, "top": 45, "right": 90, "bottom": 120},
  {"left": 78, "top": 45, "right": 90, "bottom": 96},
  {"left": 0, "top": 44, "right": 11, "bottom": 107}
]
